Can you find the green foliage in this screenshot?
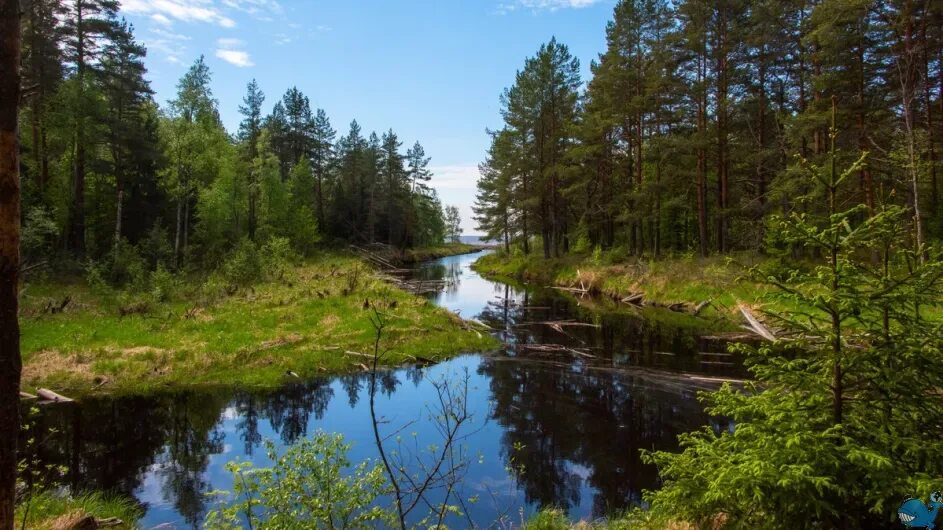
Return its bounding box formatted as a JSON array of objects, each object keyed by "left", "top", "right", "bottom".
[
  {"left": 222, "top": 238, "right": 262, "bottom": 286},
  {"left": 21, "top": 205, "right": 59, "bottom": 265},
  {"left": 644, "top": 113, "right": 943, "bottom": 528},
  {"left": 205, "top": 432, "right": 395, "bottom": 530},
  {"left": 15, "top": 491, "right": 142, "bottom": 530}
]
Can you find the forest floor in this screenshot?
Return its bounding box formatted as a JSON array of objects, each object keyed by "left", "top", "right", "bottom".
[
  {"left": 19, "top": 248, "right": 497, "bottom": 396},
  {"left": 472, "top": 250, "right": 783, "bottom": 324}
]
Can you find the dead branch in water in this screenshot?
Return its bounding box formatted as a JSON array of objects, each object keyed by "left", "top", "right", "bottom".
[{"left": 738, "top": 303, "right": 777, "bottom": 341}]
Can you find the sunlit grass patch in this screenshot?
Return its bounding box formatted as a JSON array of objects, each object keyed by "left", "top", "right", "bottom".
[
  {"left": 15, "top": 491, "right": 142, "bottom": 530},
  {"left": 20, "top": 253, "right": 497, "bottom": 396}
]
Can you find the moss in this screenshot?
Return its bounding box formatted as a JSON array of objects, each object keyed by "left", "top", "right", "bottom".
[{"left": 20, "top": 253, "right": 497, "bottom": 396}]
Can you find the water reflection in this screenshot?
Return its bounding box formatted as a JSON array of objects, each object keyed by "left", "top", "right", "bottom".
[{"left": 25, "top": 251, "right": 736, "bottom": 527}]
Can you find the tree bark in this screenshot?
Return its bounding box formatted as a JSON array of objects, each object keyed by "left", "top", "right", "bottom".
[
  {"left": 0, "top": 0, "right": 23, "bottom": 527},
  {"left": 70, "top": 0, "right": 86, "bottom": 258}
]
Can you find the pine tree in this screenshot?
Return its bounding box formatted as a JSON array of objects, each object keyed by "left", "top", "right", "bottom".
[
  {"left": 310, "top": 109, "right": 335, "bottom": 229},
  {"left": 61, "top": 0, "right": 119, "bottom": 257},
  {"left": 238, "top": 80, "right": 264, "bottom": 240},
  {"left": 0, "top": 0, "right": 22, "bottom": 526},
  {"left": 20, "top": 0, "right": 65, "bottom": 195},
  {"left": 100, "top": 19, "right": 152, "bottom": 257},
  {"left": 380, "top": 129, "right": 406, "bottom": 245}
]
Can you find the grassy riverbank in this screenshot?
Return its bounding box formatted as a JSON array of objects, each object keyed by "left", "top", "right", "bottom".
[
  {"left": 472, "top": 250, "right": 777, "bottom": 321},
  {"left": 20, "top": 251, "right": 496, "bottom": 396},
  {"left": 15, "top": 492, "right": 142, "bottom": 530}
]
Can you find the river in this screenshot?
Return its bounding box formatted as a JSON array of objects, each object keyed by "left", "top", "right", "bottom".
[{"left": 26, "top": 250, "right": 742, "bottom": 528}]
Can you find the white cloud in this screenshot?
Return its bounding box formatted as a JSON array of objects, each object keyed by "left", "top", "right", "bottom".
[
  {"left": 429, "top": 165, "right": 481, "bottom": 190},
  {"left": 221, "top": 0, "right": 283, "bottom": 15},
  {"left": 216, "top": 37, "right": 244, "bottom": 48},
  {"left": 498, "top": 0, "right": 604, "bottom": 13},
  {"left": 147, "top": 27, "right": 191, "bottom": 64},
  {"left": 122, "top": 0, "right": 237, "bottom": 28},
  {"left": 151, "top": 13, "right": 172, "bottom": 25},
  {"left": 215, "top": 48, "right": 254, "bottom": 67}
]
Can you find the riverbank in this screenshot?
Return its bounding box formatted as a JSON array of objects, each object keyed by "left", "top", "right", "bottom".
[
  {"left": 20, "top": 251, "right": 497, "bottom": 396},
  {"left": 472, "top": 250, "right": 777, "bottom": 322},
  {"left": 15, "top": 492, "right": 142, "bottom": 530}
]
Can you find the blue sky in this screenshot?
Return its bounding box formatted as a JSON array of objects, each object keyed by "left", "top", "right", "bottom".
[{"left": 121, "top": 0, "right": 615, "bottom": 233}]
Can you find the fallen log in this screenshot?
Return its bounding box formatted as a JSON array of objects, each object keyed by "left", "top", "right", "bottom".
[
  {"left": 621, "top": 293, "right": 644, "bottom": 305},
  {"left": 692, "top": 299, "right": 712, "bottom": 316},
  {"left": 738, "top": 303, "right": 776, "bottom": 341},
  {"left": 36, "top": 388, "right": 74, "bottom": 403}
]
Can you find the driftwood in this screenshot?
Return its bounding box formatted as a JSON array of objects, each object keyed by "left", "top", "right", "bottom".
[
  {"left": 514, "top": 320, "right": 601, "bottom": 329},
  {"left": 36, "top": 388, "right": 74, "bottom": 403},
  {"left": 620, "top": 293, "right": 644, "bottom": 305},
  {"left": 692, "top": 299, "right": 712, "bottom": 316},
  {"left": 738, "top": 303, "right": 776, "bottom": 341},
  {"left": 516, "top": 343, "right": 598, "bottom": 359}
]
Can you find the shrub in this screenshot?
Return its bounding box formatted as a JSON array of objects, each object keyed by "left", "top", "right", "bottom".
[
  {"left": 222, "top": 238, "right": 262, "bottom": 285},
  {"left": 261, "top": 236, "right": 296, "bottom": 281},
  {"left": 149, "top": 264, "right": 180, "bottom": 303},
  {"left": 205, "top": 431, "right": 394, "bottom": 529}
]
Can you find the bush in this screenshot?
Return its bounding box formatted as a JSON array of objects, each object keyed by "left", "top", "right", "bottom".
[
  {"left": 149, "top": 264, "right": 180, "bottom": 303},
  {"left": 205, "top": 431, "right": 394, "bottom": 529},
  {"left": 222, "top": 238, "right": 262, "bottom": 285},
  {"left": 21, "top": 205, "right": 59, "bottom": 267},
  {"left": 262, "top": 236, "right": 296, "bottom": 281},
  {"left": 139, "top": 222, "right": 173, "bottom": 268}
]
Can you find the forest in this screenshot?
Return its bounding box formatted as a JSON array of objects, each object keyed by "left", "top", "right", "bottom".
[
  {"left": 474, "top": 0, "right": 943, "bottom": 259},
  {"left": 16, "top": 0, "right": 459, "bottom": 276},
  {"left": 4, "top": 0, "right": 943, "bottom": 529}
]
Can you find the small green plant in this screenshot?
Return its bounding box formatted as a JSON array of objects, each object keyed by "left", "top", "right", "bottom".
[
  {"left": 261, "top": 236, "right": 296, "bottom": 281},
  {"left": 222, "top": 238, "right": 262, "bottom": 285},
  {"left": 149, "top": 264, "right": 179, "bottom": 303},
  {"left": 205, "top": 432, "right": 394, "bottom": 530}
]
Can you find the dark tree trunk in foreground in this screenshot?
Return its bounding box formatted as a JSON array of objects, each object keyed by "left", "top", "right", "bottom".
[{"left": 0, "top": 0, "right": 23, "bottom": 527}]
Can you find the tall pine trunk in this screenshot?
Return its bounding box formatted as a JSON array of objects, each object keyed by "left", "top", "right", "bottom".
[
  {"left": 0, "top": 0, "right": 22, "bottom": 526},
  {"left": 70, "top": 1, "right": 86, "bottom": 258}
]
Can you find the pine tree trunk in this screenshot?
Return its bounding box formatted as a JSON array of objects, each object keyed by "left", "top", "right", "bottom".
[
  {"left": 174, "top": 195, "right": 182, "bottom": 268},
  {"left": 716, "top": 6, "right": 729, "bottom": 253},
  {"left": 0, "top": 0, "right": 22, "bottom": 526},
  {"left": 696, "top": 44, "right": 709, "bottom": 257},
  {"left": 70, "top": 1, "right": 86, "bottom": 258},
  {"left": 113, "top": 188, "right": 123, "bottom": 258}
]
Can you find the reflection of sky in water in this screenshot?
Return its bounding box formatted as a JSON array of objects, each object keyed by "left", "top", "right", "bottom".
[
  {"left": 415, "top": 250, "right": 519, "bottom": 318},
  {"left": 31, "top": 250, "right": 735, "bottom": 529}
]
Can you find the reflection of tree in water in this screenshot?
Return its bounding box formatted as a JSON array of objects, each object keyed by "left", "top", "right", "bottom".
[
  {"left": 415, "top": 259, "right": 463, "bottom": 296},
  {"left": 235, "top": 393, "right": 262, "bottom": 455},
  {"left": 473, "top": 282, "right": 742, "bottom": 377},
  {"left": 480, "top": 357, "right": 710, "bottom": 518},
  {"left": 260, "top": 379, "right": 335, "bottom": 445},
  {"left": 473, "top": 283, "right": 726, "bottom": 517},
  {"left": 155, "top": 391, "right": 229, "bottom": 528}
]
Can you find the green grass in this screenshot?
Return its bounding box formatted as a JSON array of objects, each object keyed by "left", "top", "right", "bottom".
[
  {"left": 15, "top": 491, "right": 142, "bottom": 530},
  {"left": 472, "top": 250, "right": 782, "bottom": 322},
  {"left": 20, "top": 253, "right": 497, "bottom": 396}
]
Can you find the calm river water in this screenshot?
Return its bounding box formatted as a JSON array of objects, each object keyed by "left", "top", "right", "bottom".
[{"left": 28, "top": 250, "right": 741, "bottom": 528}]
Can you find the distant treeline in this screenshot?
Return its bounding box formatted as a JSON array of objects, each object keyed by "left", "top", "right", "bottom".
[
  {"left": 18, "top": 0, "right": 458, "bottom": 276},
  {"left": 475, "top": 0, "right": 943, "bottom": 258}
]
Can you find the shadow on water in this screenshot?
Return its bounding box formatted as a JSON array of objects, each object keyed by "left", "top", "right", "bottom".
[{"left": 24, "top": 250, "right": 739, "bottom": 528}]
